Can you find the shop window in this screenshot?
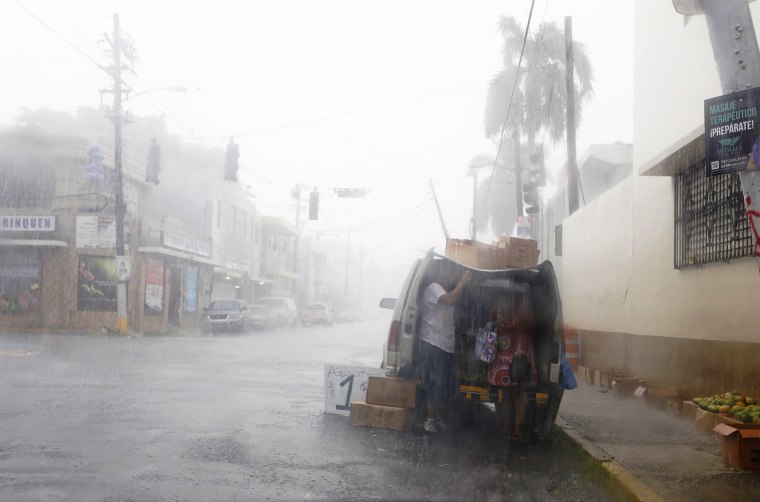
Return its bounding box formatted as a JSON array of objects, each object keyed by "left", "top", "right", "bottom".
[
  {"left": 674, "top": 160, "right": 753, "bottom": 268},
  {"left": 0, "top": 248, "right": 42, "bottom": 313},
  {"left": 77, "top": 255, "right": 119, "bottom": 311}
]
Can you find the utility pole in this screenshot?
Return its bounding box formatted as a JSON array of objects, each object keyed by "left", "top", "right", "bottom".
[
  {"left": 565, "top": 16, "right": 580, "bottom": 215},
  {"left": 471, "top": 170, "right": 478, "bottom": 240},
  {"left": 344, "top": 230, "right": 351, "bottom": 300},
  {"left": 110, "top": 13, "right": 128, "bottom": 334}
]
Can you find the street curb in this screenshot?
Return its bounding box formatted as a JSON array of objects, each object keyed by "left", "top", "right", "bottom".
[{"left": 555, "top": 417, "right": 666, "bottom": 502}]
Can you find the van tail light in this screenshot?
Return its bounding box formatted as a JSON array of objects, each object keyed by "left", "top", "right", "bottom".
[{"left": 387, "top": 320, "right": 401, "bottom": 351}]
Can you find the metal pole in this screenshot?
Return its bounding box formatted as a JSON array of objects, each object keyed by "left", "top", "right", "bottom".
[
  {"left": 112, "top": 13, "right": 128, "bottom": 334},
  {"left": 471, "top": 171, "right": 478, "bottom": 240}
]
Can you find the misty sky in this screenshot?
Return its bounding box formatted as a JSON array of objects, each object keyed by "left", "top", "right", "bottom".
[{"left": 1, "top": 0, "right": 633, "bottom": 271}]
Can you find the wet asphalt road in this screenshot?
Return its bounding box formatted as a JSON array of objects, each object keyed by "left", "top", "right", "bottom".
[{"left": 0, "top": 318, "right": 628, "bottom": 502}]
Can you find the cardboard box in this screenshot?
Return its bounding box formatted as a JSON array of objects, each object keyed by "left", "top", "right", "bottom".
[
  {"left": 497, "top": 236, "right": 540, "bottom": 268},
  {"left": 445, "top": 239, "right": 507, "bottom": 269},
  {"left": 350, "top": 401, "right": 414, "bottom": 432},
  {"left": 611, "top": 378, "right": 644, "bottom": 397},
  {"left": 713, "top": 423, "right": 760, "bottom": 470},
  {"left": 366, "top": 376, "right": 417, "bottom": 409}
]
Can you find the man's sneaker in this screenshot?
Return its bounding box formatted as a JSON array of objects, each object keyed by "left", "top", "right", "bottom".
[{"left": 423, "top": 418, "right": 438, "bottom": 433}]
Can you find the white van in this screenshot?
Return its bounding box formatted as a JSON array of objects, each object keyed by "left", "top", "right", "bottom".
[
  {"left": 255, "top": 297, "right": 298, "bottom": 328},
  {"left": 379, "top": 250, "right": 566, "bottom": 441}
]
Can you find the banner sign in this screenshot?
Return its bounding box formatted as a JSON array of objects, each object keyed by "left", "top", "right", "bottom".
[
  {"left": 116, "top": 256, "right": 131, "bottom": 281},
  {"left": 323, "top": 364, "right": 386, "bottom": 416},
  {"left": 516, "top": 215, "right": 532, "bottom": 238},
  {"left": 76, "top": 216, "right": 117, "bottom": 248},
  {"left": 144, "top": 258, "right": 164, "bottom": 314},
  {"left": 704, "top": 88, "right": 760, "bottom": 176},
  {"left": 162, "top": 231, "right": 211, "bottom": 257}
]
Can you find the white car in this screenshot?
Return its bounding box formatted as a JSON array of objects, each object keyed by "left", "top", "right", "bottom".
[
  {"left": 255, "top": 297, "right": 298, "bottom": 328},
  {"left": 303, "top": 303, "right": 333, "bottom": 326}
]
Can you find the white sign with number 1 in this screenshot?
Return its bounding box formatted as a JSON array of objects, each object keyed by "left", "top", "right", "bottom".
[{"left": 323, "top": 364, "right": 386, "bottom": 416}]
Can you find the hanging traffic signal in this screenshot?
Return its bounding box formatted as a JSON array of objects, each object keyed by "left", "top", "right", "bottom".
[
  {"left": 526, "top": 144, "right": 546, "bottom": 187},
  {"left": 523, "top": 181, "right": 539, "bottom": 214},
  {"left": 145, "top": 138, "right": 161, "bottom": 185},
  {"left": 224, "top": 138, "right": 240, "bottom": 182},
  {"left": 309, "top": 191, "right": 319, "bottom": 220}
]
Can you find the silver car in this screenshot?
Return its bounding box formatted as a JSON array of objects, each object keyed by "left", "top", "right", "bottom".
[{"left": 201, "top": 299, "right": 255, "bottom": 334}]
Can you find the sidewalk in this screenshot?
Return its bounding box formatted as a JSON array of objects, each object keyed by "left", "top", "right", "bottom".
[{"left": 556, "top": 382, "right": 760, "bottom": 502}]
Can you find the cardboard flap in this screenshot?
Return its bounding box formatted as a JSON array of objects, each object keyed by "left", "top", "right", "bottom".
[{"left": 713, "top": 422, "right": 739, "bottom": 436}]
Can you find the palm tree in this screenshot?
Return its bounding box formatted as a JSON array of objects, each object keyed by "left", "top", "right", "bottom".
[{"left": 479, "top": 16, "right": 594, "bottom": 233}]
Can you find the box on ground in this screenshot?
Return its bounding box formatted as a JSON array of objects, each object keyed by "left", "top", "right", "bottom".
[
  {"left": 683, "top": 401, "right": 745, "bottom": 432},
  {"left": 611, "top": 378, "right": 644, "bottom": 397},
  {"left": 350, "top": 401, "right": 413, "bottom": 432},
  {"left": 713, "top": 423, "right": 760, "bottom": 470},
  {"left": 366, "top": 376, "right": 417, "bottom": 409}
]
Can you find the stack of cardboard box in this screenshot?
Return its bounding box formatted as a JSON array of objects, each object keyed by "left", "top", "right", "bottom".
[
  {"left": 495, "top": 235, "right": 540, "bottom": 269},
  {"left": 350, "top": 377, "right": 418, "bottom": 432},
  {"left": 444, "top": 236, "right": 540, "bottom": 270}
]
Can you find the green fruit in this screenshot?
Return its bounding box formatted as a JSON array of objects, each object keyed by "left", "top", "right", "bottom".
[{"left": 708, "top": 405, "right": 720, "bottom": 413}]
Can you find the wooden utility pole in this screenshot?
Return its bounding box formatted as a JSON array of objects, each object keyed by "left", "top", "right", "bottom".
[
  {"left": 110, "top": 13, "right": 128, "bottom": 334},
  {"left": 565, "top": 16, "right": 580, "bottom": 215}
]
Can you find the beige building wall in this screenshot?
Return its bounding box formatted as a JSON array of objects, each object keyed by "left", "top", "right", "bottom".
[{"left": 560, "top": 2, "right": 760, "bottom": 394}]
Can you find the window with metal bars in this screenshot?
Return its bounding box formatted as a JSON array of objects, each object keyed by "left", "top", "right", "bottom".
[{"left": 674, "top": 159, "right": 752, "bottom": 269}]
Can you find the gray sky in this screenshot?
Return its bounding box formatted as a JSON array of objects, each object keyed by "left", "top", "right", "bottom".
[{"left": 2, "top": 0, "right": 633, "bottom": 268}]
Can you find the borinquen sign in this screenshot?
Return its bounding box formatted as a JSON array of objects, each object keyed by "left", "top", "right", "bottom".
[
  {"left": 0, "top": 215, "right": 55, "bottom": 232},
  {"left": 704, "top": 88, "right": 760, "bottom": 177}
]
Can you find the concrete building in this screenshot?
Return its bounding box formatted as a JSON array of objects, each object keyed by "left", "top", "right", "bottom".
[{"left": 549, "top": 2, "right": 760, "bottom": 397}]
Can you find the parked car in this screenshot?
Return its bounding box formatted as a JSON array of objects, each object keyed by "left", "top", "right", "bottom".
[
  {"left": 248, "top": 304, "right": 275, "bottom": 330},
  {"left": 255, "top": 296, "right": 298, "bottom": 327},
  {"left": 201, "top": 299, "right": 256, "bottom": 334},
  {"left": 379, "top": 249, "right": 565, "bottom": 441},
  {"left": 302, "top": 303, "right": 333, "bottom": 326},
  {"left": 335, "top": 310, "right": 361, "bottom": 323}
]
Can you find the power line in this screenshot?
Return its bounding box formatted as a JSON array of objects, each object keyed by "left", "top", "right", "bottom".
[
  {"left": 480, "top": 0, "right": 537, "bottom": 212},
  {"left": 184, "top": 77, "right": 497, "bottom": 140},
  {"left": 14, "top": 1, "right": 105, "bottom": 70}
]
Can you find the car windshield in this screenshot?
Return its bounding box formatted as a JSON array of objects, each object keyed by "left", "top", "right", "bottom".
[
  {"left": 209, "top": 301, "right": 240, "bottom": 312},
  {"left": 11, "top": 3, "right": 760, "bottom": 500}
]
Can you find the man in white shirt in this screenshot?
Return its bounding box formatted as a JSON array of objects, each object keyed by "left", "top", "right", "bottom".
[{"left": 419, "top": 266, "right": 471, "bottom": 432}]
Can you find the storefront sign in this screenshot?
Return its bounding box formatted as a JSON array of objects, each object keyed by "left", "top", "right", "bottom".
[
  {"left": 0, "top": 215, "right": 55, "bottom": 232},
  {"left": 144, "top": 258, "right": 164, "bottom": 314},
  {"left": 184, "top": 266, "right": 198, "bottom": 312},
  {"left": 323, "top": 364, "right": 387, "bottom": 416},
  {"left": 162, "top": 231, "right": 211, "bottom": 257},
  {"left": 704, "top": 88, "right": 760, "bottom": 176},
  {"left": 76, "top": 216, "right": 118, "bottom": 248}
]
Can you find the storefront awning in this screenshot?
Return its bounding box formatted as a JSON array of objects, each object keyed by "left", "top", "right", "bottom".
[
  {"left": 0, "top": 239, "right": 68, "bottom": 248},
  {"left": 137, "top": 246, "right": 222, "bottom": 266},
  {"left": 267, "top": 268, "right": 299, "bottom": 280}
]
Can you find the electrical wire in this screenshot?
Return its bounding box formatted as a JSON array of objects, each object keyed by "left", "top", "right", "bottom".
[{"left": 479, "top": 0, "right": 537, "bottom": 213}]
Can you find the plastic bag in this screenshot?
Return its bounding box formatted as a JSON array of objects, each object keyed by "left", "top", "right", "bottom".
[{"left": 475, "top": 329, "right": 497, "bottom": 364}]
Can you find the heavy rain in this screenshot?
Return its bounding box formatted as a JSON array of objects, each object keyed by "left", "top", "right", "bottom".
[{"left": 2, "top": 1, "right": 760, "bottom": 501}]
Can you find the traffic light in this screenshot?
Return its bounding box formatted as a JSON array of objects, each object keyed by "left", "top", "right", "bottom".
[
  {"left": 224, "top": 138, "right": 240, "bottom": 182},
  {"left": 523, "top": 181, "right": 539, "bottom": 214},
  {"left": 526, "top": 144, "right": 546, "bottom": 187},
  {"left": 145, "top": 138, "right": 161, "bottom": 185},
  {"left": 309, "top": 191, "right": 319, "bottom": 220}
]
